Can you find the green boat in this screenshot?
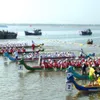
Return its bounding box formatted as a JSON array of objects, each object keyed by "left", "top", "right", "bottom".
[
  {"left": 66, "top": 66, "right": 89, "bottom": 80},
  {"left": 19, "top": 59, "right": 66, "bottom": 71}
]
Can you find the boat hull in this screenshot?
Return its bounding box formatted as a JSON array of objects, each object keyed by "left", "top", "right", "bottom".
[{"left": 25, "top": 31, "right": 42, "bottom": 35}]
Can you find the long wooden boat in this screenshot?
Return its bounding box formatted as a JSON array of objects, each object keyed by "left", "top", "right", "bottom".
[
  {"left": 19, "top": 59, "right": 66, "bottom": 71},
  {"left": 67, "top": 74, "right": 100, "bottom": 92},
  {"left": 66, "top": 66, "right": 89, "bottom": 79},
  {"left": 4, "top": 52, "right": 77, "bottom": 62},
  {"left": 0, "top": 48, "right": 44, "bottom": 55},
  {"left": 5, "top": 50, "right": 88, "bottom": 63},
  {"left": 3, "top": 52, "right": 39, "bottom": 62},
  {"left": 0, "top": 43, "right": 44, "bottom": 48}
]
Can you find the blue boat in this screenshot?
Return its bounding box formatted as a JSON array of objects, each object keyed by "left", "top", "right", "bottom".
[
  {"left": 67, "top": 74, "right": 100, "bottom": 92},
  {"left": 4, "top": 52, "right": 16, "bottom": 61}
]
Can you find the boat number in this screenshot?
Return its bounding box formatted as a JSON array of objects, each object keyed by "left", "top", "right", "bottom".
[
  {"left": 66, "top": 83, "right": 72, "bottom": 91},
  {"left": 18, "top": 65, "right": 23, "bottom": 70}
]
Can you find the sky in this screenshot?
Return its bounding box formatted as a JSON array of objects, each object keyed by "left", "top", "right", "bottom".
[{"left": 0, "top": 0, "right": 100, "bottom": 24}]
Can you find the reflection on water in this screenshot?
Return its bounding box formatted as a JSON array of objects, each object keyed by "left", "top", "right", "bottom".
[
  {"left": 65, "top": 90, "right": 100, "bottom": 100},
  {"left": 73, "top": 91, "right": 100, "bottom": 100},
  {"left": 66, "top": 92, "right": 73, "bottom": 100}
]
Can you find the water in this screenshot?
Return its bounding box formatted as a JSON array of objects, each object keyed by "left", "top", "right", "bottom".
[
  {"left": 1, "top": 24, "right": 100, "bottom": 44},
  {"left": 0, "top": 24, "right": 100, "bottom": 100}
]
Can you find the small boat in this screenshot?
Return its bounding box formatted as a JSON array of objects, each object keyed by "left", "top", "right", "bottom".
[
  {"left": 67, "top": 74, "right": 100, "bottom": 92},
  {"left": 66, "top": 66, "right": 89, "bottom": 80},
  {"left": 80, "top": 29, "right": 92, "bottom": 35},
  {"left": 25, "top": 29, "right": 42, "bottom": 35},
  {"left": 87, "top": 39, "right": 93, "bottom": 45}
]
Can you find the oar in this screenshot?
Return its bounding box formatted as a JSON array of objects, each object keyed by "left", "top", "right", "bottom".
[
  {"left": 60, "top": 65, "right": 63, "bottom": 70},
  {"left": 53, "top": 67, "right": 57, "bottom": 71}
]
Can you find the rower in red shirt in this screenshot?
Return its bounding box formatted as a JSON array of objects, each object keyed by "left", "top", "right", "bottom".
[
  {"left": 21, "top": 47, "right": 26, "bottom": 53},
  {"left": 9, "top": 47, "right": 14, "bottom": 53},
  {"left": 1, "top": 47, "right": 5, "bottom": 54}
]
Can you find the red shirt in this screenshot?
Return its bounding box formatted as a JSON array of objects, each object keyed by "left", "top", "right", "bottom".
[
  {"left": 32, "top": 44, "right": 35, "bottom": 50},
  {"left": 10, "top": 48, "right": 14, "bottom": 53},
  {"left": 22, "top": 48, "right": 26, "bottom": 53}
]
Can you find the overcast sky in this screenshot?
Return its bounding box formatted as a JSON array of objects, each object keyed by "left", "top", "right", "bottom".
[{"left": 0, "top": 0, "right": 99, "bottom": 24}]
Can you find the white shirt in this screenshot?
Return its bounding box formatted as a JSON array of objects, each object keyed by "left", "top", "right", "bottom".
[{"left": 13, "top": 51, "right": 18, "bottom": 57}]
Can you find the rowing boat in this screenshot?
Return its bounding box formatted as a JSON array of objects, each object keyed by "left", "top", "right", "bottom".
[
  {"left": 0, "top": 48, "right": 44, "bottom": 55},
  {"left": 19, "top": 59, "right": 66, "bottom": 71},
  {"left": 0, "top": 43, "right": 44, "bottom": 48},
  {"left": 67, "top": 73, "right": 100, "bottom": 92},
  {"left": 4, "top": 52, "right": 84, "bottom": 63},
  {"left": 3, "top": 52, "right": 36, "bottom": 62}
]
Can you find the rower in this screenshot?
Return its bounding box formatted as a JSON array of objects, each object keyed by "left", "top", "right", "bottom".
[
  {"left": 21, "top": 47, "right": 26, "bottom": 53},
  {"left": 9, "top": 47, "right": 14, "bottom": 54},
  {"left": 88, "top": 65, "right": 96, "bottom": 86},
  {"left": 18, "top": 48, "right": 21, "bottom": 53},
  {"left": 13, "top": 49, "right": 19, "bottom": 61}
]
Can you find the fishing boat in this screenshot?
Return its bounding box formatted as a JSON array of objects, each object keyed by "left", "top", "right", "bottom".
[
  {"left": 0, "top": 30, "right": 17, "bottom": 39},
  {"left": 66, "top": 66, "right": 89, "bottom": 79},
  {"left": 80, "top": 29, "right": 92, "bottom": 35},
  {"left": 25, "top": 29, "right": 42, "bottom": 36},
  {"left": 67, "top": 74, "right": 100, "bottom": 92}
]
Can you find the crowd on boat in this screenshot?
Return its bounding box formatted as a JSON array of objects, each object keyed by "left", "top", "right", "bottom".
[
  {"left": 0, "top": 47, "right": 26, "bottom": 54},
  {"left": 87, "top": 39, "right": 93, "bottom": 44},
  {"left": 0, "top": 40, "right": 44, "bottom": 54},
  {"left": 0, "top": 43, "right": 29, "bottom": 48},
  {"left": 40, "top": 56, "right": 100, "bottom": 69},
  {"left": 67, "top": 60, "right": 100, "bottom": 87},
  {"left": 40, "top": 51, "right": 76, "bottom": 58}
]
